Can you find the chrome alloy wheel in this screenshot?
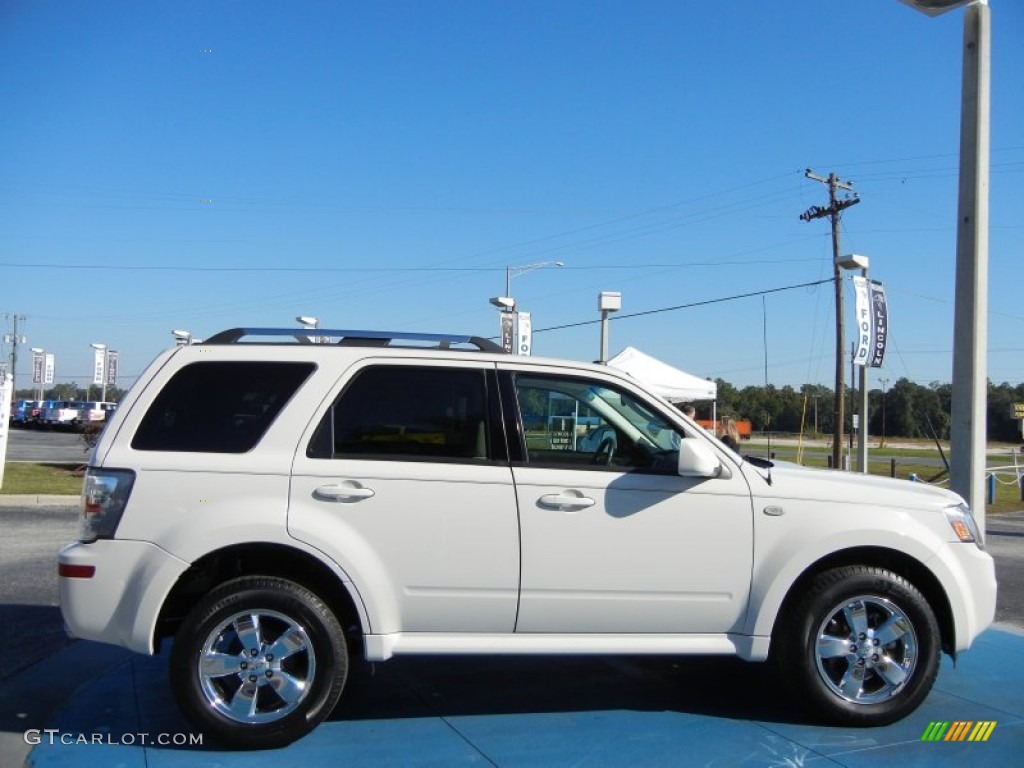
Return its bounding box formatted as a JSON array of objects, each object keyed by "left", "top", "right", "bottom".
[
  {"left": 814, "top": 595, "right": 918, "bottom": 705},
  {"left": 198, "top": 609, "right": 316, "bottom": 724}
]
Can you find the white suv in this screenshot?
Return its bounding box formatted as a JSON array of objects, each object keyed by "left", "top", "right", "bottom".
[{"left": 59, "top": 327, "right": 996, "bottom": 748}]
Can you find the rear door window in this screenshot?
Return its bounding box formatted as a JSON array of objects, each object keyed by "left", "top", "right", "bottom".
[{"left": 308, "top": 365, "right": 503, "bottom": 463}]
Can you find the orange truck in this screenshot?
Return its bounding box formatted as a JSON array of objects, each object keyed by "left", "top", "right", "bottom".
[{"left": 696, "top": 419, "right": 753, "bottom": 440}]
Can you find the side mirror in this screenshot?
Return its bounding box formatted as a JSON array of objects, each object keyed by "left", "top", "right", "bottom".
[{"left": 678, "top": 438, "right": 729, "bottom": 479}]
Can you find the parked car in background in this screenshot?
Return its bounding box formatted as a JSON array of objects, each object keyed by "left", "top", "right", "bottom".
[
  {"left": 79, "top": 401, "right": 118, "bottom": 423},
  {"left": 41, "top": 401, "right": 84, "bottom": 430},
  {"left": 9, "top": 399, "right": 43, "bottom": 426}
]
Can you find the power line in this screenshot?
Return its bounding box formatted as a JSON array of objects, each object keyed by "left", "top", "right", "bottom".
[{"left": 528, "top": 278, "right": 832, "bottom": 335}]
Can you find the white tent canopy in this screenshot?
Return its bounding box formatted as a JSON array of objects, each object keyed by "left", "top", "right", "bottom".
[{"left": 607, "top": 346, "right": 717, "bottom": 402}]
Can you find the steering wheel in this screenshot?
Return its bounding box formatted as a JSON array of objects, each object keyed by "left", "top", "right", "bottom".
[{"left": 591, "top": 436, "right": 616, "bottom": 465}]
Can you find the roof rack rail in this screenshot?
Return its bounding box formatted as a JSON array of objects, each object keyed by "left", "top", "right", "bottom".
[{"left": 202, "top": 327, "right": 506, "bottom": 353}]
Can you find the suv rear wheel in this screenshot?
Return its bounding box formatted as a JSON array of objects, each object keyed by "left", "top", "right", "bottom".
[
  {"left": 775, "top": 565, "right": 940, "bottom": 726},
  {"left": 169, "top": 576, "right": 348, "bottom": 748}
]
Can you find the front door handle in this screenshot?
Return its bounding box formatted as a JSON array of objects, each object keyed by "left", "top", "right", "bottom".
[
  {"left": 314, "top": 483, "right": 375, "bottom": 502},
  {"left": 539, "top": 493, "right": 596, "bottom": 510}
]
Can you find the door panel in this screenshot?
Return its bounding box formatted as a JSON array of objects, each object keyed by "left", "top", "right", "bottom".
[
  {"left": 514, "top": 466, "right": 752, "bottom": 633},
  {"left": 288, "top": 361, "right": 519, "bottom": 635},
  {"left": 290, "top": 460, "right": 519, "bottom": 633},
  {"left": 504, "top": 368, "right": 754, "bottom": 634}
]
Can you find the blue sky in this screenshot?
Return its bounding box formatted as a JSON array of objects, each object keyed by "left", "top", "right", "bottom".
[{"left": 1, "top": 0, "right": 1022, "bottom": 393}]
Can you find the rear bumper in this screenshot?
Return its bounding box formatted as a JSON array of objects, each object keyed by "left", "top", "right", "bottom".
[{"left": 59, "top": 540, "right": 189, "bottom": 655}]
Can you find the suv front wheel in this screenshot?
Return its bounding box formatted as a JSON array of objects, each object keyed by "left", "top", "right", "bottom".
[
  {"left": 775, "top": 565, "right": 941, "bottom": 726},
  {"left": 170, "top": 576, "right": 348, "bottom": 748}
]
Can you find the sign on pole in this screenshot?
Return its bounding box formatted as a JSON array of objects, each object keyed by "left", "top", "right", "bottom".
[
  {"left": 500, "top": 313, "right": 515, "bottom": 354},
  {"left": 869, "top": 280, "right": 889, "bottom": 368},
  {"left": 852, "top": 276, "right": 871, "bottom": 366},
  {"left": 32, "top": 350, "right": 43, "bottom": 384},
  {"left": 517, "top": 312, "right": 532, "bottom": 356},
  {"left": 93, "top": 349, "right": 105, "bottom": 385},
  {"left": 44, "top": 353, "right": 54, "bottom": 385},
  {"left": 106, "top": 350, "right": 119, "bottom": 387}
]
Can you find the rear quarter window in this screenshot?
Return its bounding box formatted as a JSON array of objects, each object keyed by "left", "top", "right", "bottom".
[{"left": 132, "top": 361, "right": 315, "bottom": 453}]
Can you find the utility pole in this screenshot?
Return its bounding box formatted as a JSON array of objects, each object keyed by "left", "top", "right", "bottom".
[
  {"left": 801, "top": 170, "right": 860, "bottom": 470},
  {"left": 3, "top": 314, "right": 27, "bottom": 396}
]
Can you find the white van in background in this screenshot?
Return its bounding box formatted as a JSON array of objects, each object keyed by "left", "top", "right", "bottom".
[
  {"left": 41, "top": 401, "right": 84, "bottom": 428},
  {"left": 80, "top": 401, "right": 118, "bottom": 423}
]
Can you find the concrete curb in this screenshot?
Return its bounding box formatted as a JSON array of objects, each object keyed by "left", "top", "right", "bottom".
[{"left": 0, "top": 494, "right": 78, "bottom": 508}]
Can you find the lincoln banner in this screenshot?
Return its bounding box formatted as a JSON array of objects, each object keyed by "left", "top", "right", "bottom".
[{"left": 868, "top": 279, "right": 888, "bottom": 368}]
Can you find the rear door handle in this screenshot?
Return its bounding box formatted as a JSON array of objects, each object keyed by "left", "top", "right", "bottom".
[
  {"left": 539, "top": 493, "right": 596, "bottom": 510},
  {"left": 314, "top": 483, "right": 375, "bottom": 502}
]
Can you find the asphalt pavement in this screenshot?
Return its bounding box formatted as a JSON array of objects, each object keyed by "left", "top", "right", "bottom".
[{"left": 2, "top": 427, "right": 87, "bottom": 463}]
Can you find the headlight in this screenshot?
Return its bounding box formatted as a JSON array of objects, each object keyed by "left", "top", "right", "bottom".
[{"left": 943, "top": 503, "right": 983, "bottom": 549}]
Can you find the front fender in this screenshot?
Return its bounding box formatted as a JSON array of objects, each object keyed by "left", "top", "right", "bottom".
[{"left": 744, "top": 503, "right": 948, "bottom": 642}]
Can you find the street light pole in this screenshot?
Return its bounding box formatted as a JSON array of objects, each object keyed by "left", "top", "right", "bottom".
[
  {"left": 879, "top": 377, "right": 890, "bottom": 448},
  {"left": 857, "top": 263, "right": 870, "bottom": 474},
  {"left": 900, "top": 0, "right": 991, "bottom": 537},
  {"left": 490, "top": 261, "right": 564, "bottom": 354},
  {"left": 837, "top": 253, "right": 871, "bottom": 472}
]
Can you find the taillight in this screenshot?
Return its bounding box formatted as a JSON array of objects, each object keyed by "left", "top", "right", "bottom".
[{"left": 80, "top": 468, "right": 135, "bottom": 542}]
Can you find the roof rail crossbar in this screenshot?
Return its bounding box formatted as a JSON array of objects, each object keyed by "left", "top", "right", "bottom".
[{"left": 202, "top": 327, "right": 505, "bottom": 352}]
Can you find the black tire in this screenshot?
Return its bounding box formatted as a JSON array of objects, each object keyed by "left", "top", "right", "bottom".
[
  {"left": 169, "top": 576, "right": 348, "bottom": 749},
  {"left": 774, "top": 565, "right": 940, "bottom": 726}
]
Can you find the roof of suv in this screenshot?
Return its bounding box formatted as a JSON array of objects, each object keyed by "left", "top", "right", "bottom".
[{"left": 203, "top": 327, "right": 505, "bottom": 352}]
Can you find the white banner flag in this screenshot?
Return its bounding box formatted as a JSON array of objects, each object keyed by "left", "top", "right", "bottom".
[
  {"left": 517, "top": 311, "right": 532, "bottom": 356},
  {"left": 44, "top": 353, "right": 55, "bottom": 385},
  {"left": 93, "top": 349, "right": 105, "bottom": 385},
  {"left": 852, "top": 276, "right": 871, "bottom": 367}
]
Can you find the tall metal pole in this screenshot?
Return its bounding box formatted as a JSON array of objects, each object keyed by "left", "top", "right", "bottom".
[
  {"left": 857, "top": 265, "right": 870, "bottom": 473},
  {"left": 801, "top": 172, "right": 859, "bottom": 471},
  {"left": 879, "top": 377, "right": 889, "bottom": 448},
  {"left": 950, "top": 2, "right": 990, "bottom": 538}
]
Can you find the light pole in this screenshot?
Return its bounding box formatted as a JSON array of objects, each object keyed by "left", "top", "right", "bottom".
[
  {"left": 879, "top": 377, "right": 890, "bottom": 448},
  {"left": 598, "top": 291, "right": 622, "bottom": 364},
  {"left": 90, "top": 343, "right": 108, "bottom": 402},
  {"left": 503, "top": 261, "right": 564, "bottom": 301},
  {"left": 489, "top": 261, "right": 564, "bottom": 354},
  {"left": 837, "top": 253, "right": 870, "bottom": 473},
  {"left": 899, "top": 0, "right": 990, "bottom": 536}
]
